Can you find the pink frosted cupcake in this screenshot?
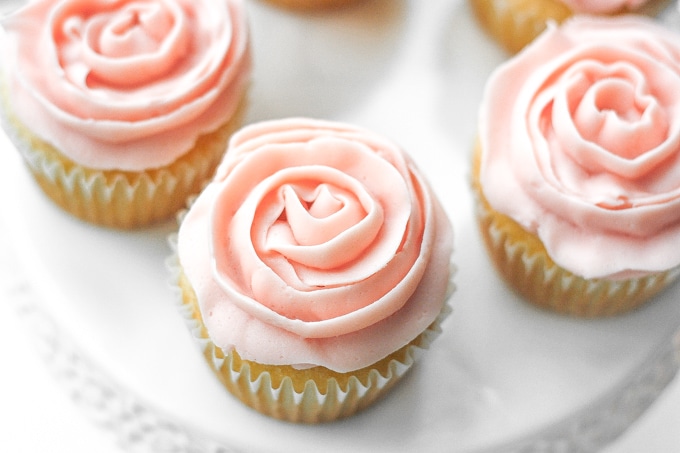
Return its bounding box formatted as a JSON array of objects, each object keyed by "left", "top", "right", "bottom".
[
  {"left": 473, "top": 16, "right": 680, "bottom": 317},
  {"left": 469, "top": 0, "right": 664, "bottom": 53},
  {"left": 260, "top": 0, "right": 366, "bottom": 10},
  {"left": 1, "top": 0, "right": 251, "bottom": 228},
  {"left": 172, "top": 118, "right": 454, "bottom": 422}
]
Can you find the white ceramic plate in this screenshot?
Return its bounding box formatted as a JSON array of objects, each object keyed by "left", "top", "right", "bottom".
[{"left": 1, "top": 1, "right": 679, "bottom": 452}]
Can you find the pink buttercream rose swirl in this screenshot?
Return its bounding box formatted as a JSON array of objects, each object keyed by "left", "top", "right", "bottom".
[
  {"left": 177, "top": 119, "right": 453, "bottom": 370},
  {"left": 205, "top": 118, "right": 446, "bottom": 339},
  {"left": 480, "top": 16, "right": 680, "bottom": 279},
  {"left": 2, "top": 0, "right": 250, "bottom": 171}
]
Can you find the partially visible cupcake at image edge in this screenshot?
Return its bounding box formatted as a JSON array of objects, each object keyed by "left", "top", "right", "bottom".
[
  {"left": 170, "top": 118, "right": 455, "bottom": 423},
  {"left": 469, "top": 0, "right": 666, "bottom": 53},
  {"left": 0, "top": 0, "right": 251, "bottom": 228},
  {"left": 259, "top": 0, "right": 367, "bottom": 11},
  {"left": 473, "top": 15, "right": 680, "bottom": 317}
]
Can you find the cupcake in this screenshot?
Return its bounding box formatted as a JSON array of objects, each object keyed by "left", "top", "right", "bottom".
[
  {"left": 0, "top": 0, "right": 251, "bottom": 228},
  {"left": 260, "top": 0, "right": 366, "bottom": 11},
  {"left": 473, "top": 16, "right": 680, "bottom": 317},
  {"left": 469, "top": 0, "right": 664, "bottom": 53},
  {"left": 172, "top": 118, "right": 454, "bottom": 422}
]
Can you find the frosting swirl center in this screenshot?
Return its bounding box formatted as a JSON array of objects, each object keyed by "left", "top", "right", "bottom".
[
  {"left": 59, "top": 0, "right": 191, "bottom": 86},
  {"left": 572, "top": 66, "right": 666, "bottom": 159},
  {"left": 545, "top": 56, "right": 677, "bottom": 179},
  {"left": 92, "top": 3, "right": 174, "bottom": 57},
  {"left": 265, "top": 176, "right": 383, "bottom": 269}
]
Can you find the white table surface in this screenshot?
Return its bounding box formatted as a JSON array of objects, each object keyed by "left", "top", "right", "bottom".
[
  {"left": 0, "top": 319, "right": 678, "bottom": 453},
  {"left": 0, "top": 213, "right": 677, "bottom": 453}
]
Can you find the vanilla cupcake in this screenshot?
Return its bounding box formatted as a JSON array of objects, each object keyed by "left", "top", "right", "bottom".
[
  {"left": 469, "top": 0, "right": 664, "bottom": 53},
  {"left": 172, "top": 118, "right": 454, "bottom": 422},
  {"left": 473, "top": 16, "right": 680, "bottom": 317},
  {"left": 1, "top": 0, "right": 251, "bottom": 228},
  {"left": 260, "top": 0, "right": 366, "bottom": 10}
]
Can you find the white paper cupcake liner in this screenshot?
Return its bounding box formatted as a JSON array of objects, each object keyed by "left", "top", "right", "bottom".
[
  {"left": 476, "top": 192, "right": 680, "bottom": 317},
  {"left": 0, "top": 93, "right": 245, "bottom": 229},
  {"left": 166, "top": 234, "right": 455, "bottom": 423}
]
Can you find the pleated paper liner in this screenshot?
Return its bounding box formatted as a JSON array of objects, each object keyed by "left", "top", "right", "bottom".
[
  {"left": 1, "top": 94, "right": 248, "bottom": 229},
  {"left": 167, "top": 238, "right": 455, "bottom": 423},
  {"left": 471, "top": 145, "right": 680, "bottom": 317}
]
